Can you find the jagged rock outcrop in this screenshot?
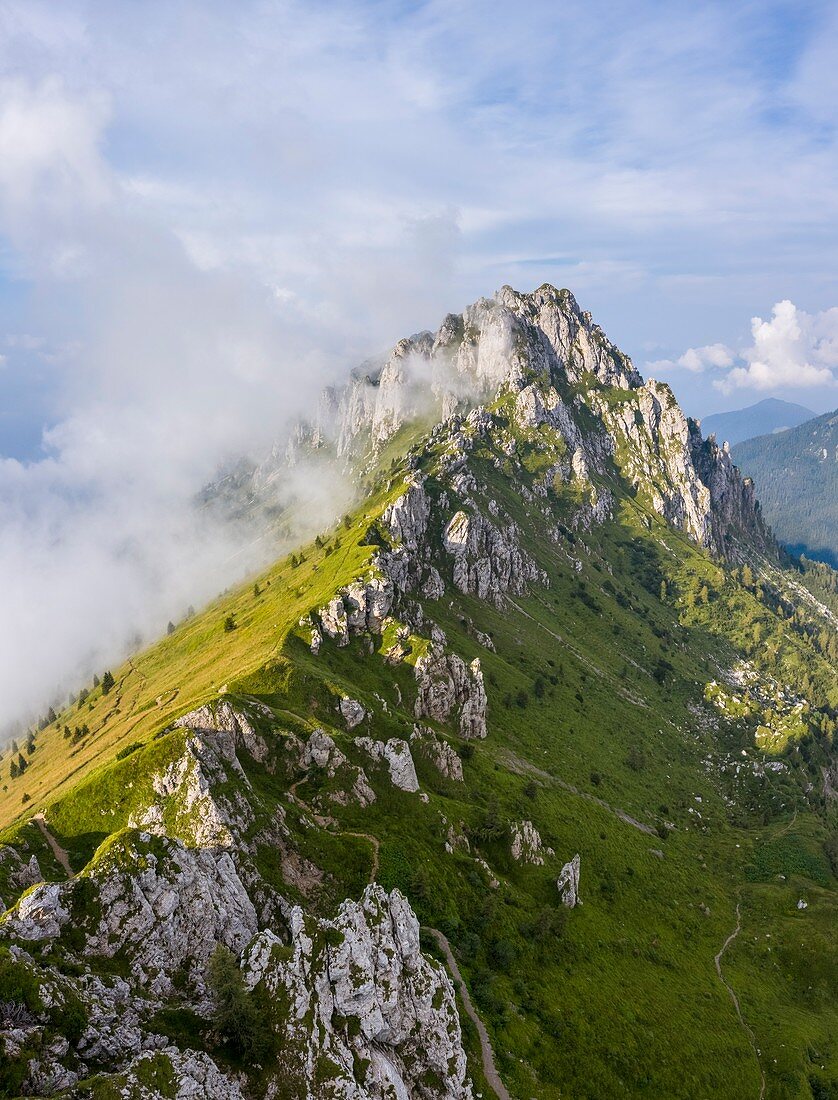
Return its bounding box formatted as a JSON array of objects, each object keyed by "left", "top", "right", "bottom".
[
  {"left": 339, "top": 696, "right": 367, "bottom": 730},
  {"left": 510, "top": 820, "right": 553, "bottom": 866},
  {"left": 412, "top": 725, "right": 464, "bottom": 781},
  {"left": 134, "top": 726, "right": 255, "bottom": 849},
  {"left": 71, "top": 1048, "right": 246, "bottom": 1099},
  {"left": 557, "top": 854, "right": 581, "bottom": 907},
  {"left": 317, "top": 577, "right": 394, "bottom": 646},
  {"left": 414, "top": 646, "right": 488, "bottom": 739},
  {"left": 302, "top": 729, "right": 376, "bottom": 806},
  {"left": 174, "top": 699, "right": 270, "bottom": 764},
  {"left": 243, "top": 885, "right": 473, "bottom": 1099},
  {"left": 0, "top": 846, "right": 42, "bottom": 908},
  {"left": 3, "top": 830, "right": 259, "bottom": 996},
  {"left": 443, "top": 507, "right": 546, "bottom": 604},
  {"left": 354, "top": 737, "right": 420, "bottom": 792},
  {"left": 593, "top": 378, "right": 774, "bottom": 560}
]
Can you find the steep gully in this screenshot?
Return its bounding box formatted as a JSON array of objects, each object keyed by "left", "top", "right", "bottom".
[{"left": 32, "top": 813, "right": 74, "bottom": 879}]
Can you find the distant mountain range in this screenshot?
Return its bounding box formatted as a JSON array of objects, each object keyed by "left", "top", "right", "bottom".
[
  {"left": 701, "top": 397, "right": 815, "bottom": 446},
  {"left": 734, "top": 407, "right": 838, "bottom": 567}
]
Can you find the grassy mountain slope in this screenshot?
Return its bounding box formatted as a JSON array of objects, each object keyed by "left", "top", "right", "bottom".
[
  {"left": 734, "top": 408, "right": 838, "bottom": 568},
  {"left": 1, "top": 287, "right": 837, "bottom": 1099}
]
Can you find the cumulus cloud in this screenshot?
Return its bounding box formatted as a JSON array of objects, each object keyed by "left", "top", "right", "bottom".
[
  {"left": 720, "top": 300, "right": 838, "bottom": 393},
  {"left": 647, "top": 301, "right": 838, "bottom": 395},
  {"left": 648, "top": 343, "right": 735, "bottom": 375}
]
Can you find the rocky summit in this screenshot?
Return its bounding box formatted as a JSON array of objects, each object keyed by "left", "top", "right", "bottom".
[{"left": 1, "top": 284, "right": 837, "bottom": 1099}]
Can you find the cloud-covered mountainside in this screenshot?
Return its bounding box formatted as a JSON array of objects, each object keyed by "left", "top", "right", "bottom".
[
  {"left": 1, "top": 285, "right": 837, "bottom": 1100},
  {"left": 734, "top": 407, "right": 838, "bottom": 568}
]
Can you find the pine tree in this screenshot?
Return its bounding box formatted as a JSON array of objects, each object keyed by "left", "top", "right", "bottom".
[
  {"left": 207, "top": 945, "right": 270, "bottom": 1060},
  {"left": 167, "top": 621, "right": 176, "bottom": 635},
  {"left": 101, "top": 671, "right": 115, "bottom": 694}
]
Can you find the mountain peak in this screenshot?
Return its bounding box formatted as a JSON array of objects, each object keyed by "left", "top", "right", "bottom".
[{"left": 701, "top": 397, "right": 815, "bottom": 446}]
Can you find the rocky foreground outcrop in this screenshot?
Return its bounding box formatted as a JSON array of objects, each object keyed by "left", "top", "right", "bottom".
[
  {"left": 0, "top": 708, "right": 476, "bottom": 1098},
  {"left": 244, "top": 885, "right": 473, "bottom": 1099}
]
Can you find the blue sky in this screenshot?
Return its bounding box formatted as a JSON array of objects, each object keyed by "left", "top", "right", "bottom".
[
  {"left": 0, "top": 0, "right": 837, "bottom": 462},
  {"left": 1, "top": 0, "right": 837, "bottom": 723}
]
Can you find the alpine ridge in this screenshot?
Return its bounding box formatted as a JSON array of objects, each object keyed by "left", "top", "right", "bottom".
[{"left": 1, "top": 285, "right": 836, "bottom": 1100}]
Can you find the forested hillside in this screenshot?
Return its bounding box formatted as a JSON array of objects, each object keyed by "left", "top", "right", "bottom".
[{"left": 734, "top": 409, "right": 838, "bottom": 567}]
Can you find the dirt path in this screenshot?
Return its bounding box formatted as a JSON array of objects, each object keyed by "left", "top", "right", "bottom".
[
  {"left": 714, "top": 903, "right": 765, "bottom": 1100},
  {"left": 423, "top": 927, "right": 511, "bottom": 1100},
  {"left": 498, "top": 748, "right": 657, "bottom": 837},
  {"left": 343, "top": 831, "right": 380, "bottom": 880},
  {"left": 288, "top": 782, "right": 380, "bottom": 881},
  {"left": 32, "top": 814, "right": 74, "bottom": 878}
]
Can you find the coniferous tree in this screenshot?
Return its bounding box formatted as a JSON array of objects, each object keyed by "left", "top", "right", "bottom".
[
  {"left": 101, "top": 671, "right": 115, "bottom": 694},
  {"left": 207, "top": 945, "right": 270, "bottom": 1060}
]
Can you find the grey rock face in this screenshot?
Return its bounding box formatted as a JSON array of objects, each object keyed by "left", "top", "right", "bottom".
[
  {"left": 593, "top": 378, "right": 774, "bottom": 560},
  {"left": 174, "top": 699, "right": 269, "bottom": 764},
  {"left": 339, "top": 695, "right": 367, "bottom": 730},
  {"left": 72, "top": 1047, "right": 246, "bottom": 1099},
  {"left": 303, "top": 729, "right": 376, "bottom": 806},
  {"left": 243, "top": 885, "right": 473, "bottom": 1099},
  {"left": 3, "top": 831, "right": 259, "bottom": 996},
  {"left": 412, "top": 725, "right": 464, "bottom": 781},
  {"left": 510, "top": 821, "right": 553, "bottom": 865},
  {"left": 317, "top": 576, "right": 394, "bottom": 646},
  {"left": 134, "top": 728, "right": 254, "bottom": 850},
  {"left": 557, "top": 854, "right": 581, "bottom": 907},
  {"left": 0, "top": 846, "right": 42, "bottom": 908},
  {"left": 414, "top": 647, "right": 488, "bottom": 739},
  {"left": 354, "top": 737, "right": 420, "bottom": 792},
  {"left": 443, "top": 507, "right": 546, "bottom": 605}
]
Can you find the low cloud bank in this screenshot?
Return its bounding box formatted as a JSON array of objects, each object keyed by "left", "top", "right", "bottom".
[{"left": 0, "top": 74, "right": 456, "bottom": 734}]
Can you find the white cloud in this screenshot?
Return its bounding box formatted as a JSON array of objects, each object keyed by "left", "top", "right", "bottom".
[
  {"left": 718, "top": 301, "right": 838, "bottom": 393},
  {"left": 648, "top": 302, "right": 838, "bottom": 394},
  {"left": 649, "top": 343, "right": 735, "bottom": 374}
]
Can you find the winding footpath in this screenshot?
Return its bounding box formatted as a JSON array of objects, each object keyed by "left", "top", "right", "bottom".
[
  {"left": 423, "top": 927, "right": 511, "bottom": 1100},
  {"left": 714, "top": 903, "right": 765, "bottom": 1100}
]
